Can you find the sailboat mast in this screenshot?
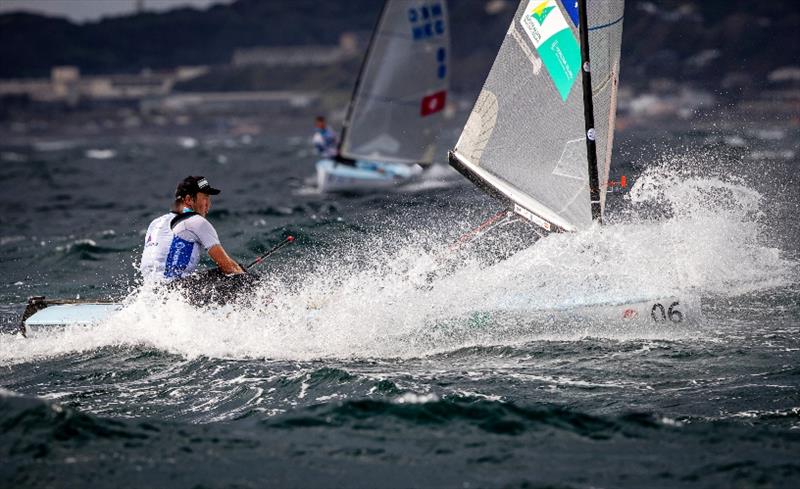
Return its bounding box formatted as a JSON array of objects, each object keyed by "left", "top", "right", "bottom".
[
  {"left": 577, "top": 0, "right": 602, "bottom": 223},
  {"left": 337, "top": 0, "right": 389, "bottom": 156}
]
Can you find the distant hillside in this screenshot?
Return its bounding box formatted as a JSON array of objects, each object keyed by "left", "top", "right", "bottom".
[
  {"left": 0, "top": 0, "right": 384, "bottom": 77},
  {"left": 1, "top": 0, "right": 797, "bottom": 94}
]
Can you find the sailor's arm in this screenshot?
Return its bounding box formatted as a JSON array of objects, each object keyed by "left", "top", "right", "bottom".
[
  {"left": 191, "top": 217, "right": 244, "bottom": 275},
  {"left": 208, "top": 244, "right": 244, "bottom": 275}
]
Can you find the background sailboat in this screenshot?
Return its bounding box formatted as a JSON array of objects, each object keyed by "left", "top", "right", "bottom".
[{"left": 316, "top": 0, "right": 450, "bottom": 193}]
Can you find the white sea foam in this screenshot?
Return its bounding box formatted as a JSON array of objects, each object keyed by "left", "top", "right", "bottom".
[
  {"left": 0, "top": 388, "right": 24, "bottom": 398},
  {"left": 393, "top": 392, "right": 439, "bottom": 404},
  {"left": 85, "top": 149, "right": 116, "bottom": 160},
  {"left": 177, "top": 137, "right": 198, "bottom": 149},
  {"left": 1, "top": 152, "right": 796, "bottom": 365},
  {"left": 33, "top": 140, "right": 79, "bottom": 152}
]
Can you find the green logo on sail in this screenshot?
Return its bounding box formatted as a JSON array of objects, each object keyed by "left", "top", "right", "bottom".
[
  {"left": 519, "top": 0, "right": 581, "bottom": 101},
  {"left": 530, "top": 2, "right": 555, "bottom": 24}
]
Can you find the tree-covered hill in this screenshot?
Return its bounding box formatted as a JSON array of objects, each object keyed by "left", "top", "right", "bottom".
[{"left": 1, "top": 0, "right": 797, "bottom": 93}]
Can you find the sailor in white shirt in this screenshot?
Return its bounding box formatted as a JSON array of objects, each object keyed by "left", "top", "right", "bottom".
[{"left": 139, "top": 176, "right": 244, "bottom": 282}]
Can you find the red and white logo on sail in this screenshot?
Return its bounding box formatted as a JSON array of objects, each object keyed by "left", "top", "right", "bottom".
[{"left": 420, "top": 90, "right": 447, "bottom": 117}]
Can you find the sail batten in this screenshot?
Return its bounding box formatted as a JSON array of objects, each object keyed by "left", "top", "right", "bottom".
[
  {"left": 451, "top": 0, "right": 624, "bottom": 232},
  {"left": 340, "top": 0, "right": 450, "bottom": 165}
]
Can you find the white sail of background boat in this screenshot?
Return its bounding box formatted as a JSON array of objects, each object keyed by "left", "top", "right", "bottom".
[
  {"left": 316, "top": 0, "right": 450, "bottom": 192},
  {"left": 449, "top": 0, "right": 624, "bottom": 233}
]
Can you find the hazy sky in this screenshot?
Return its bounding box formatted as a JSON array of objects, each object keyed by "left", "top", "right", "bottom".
[{"left": 0, "top": 0, "right": 234, "bottom": 22}]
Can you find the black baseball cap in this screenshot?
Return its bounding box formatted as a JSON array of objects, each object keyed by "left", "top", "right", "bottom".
[{"left": 175, "top": 175, "right": 221, "bottom": 199}]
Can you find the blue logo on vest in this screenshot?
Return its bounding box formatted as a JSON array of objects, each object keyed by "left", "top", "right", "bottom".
[{"left": 164, "top": 236, "right": 195, "bottom": 278}]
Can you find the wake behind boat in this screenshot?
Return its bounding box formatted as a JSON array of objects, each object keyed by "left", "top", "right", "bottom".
[{"left": 315, "top": 0, "right": 450, "bottom": 193}]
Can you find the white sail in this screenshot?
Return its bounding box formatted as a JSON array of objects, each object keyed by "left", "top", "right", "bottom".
[
  {"left": 339, "top": 0, "right": 450, "bottom": 165},
  {"left": 451, "top": 0, "right": 624, "bottom": 232}
]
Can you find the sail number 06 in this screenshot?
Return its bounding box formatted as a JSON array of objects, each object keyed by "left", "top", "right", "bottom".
[{"left": 651, "top": 301, "right": 683, "bottom": 323}]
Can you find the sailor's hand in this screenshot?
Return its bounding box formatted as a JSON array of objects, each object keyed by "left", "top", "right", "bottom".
[{"left": 209, "top": 244, "right": 245, "bottom": 275}]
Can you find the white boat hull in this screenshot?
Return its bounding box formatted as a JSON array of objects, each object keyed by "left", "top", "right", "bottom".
[
  {"left": 20, "top": 297, "right": 122, "bottom": 336},
  {"left": 316, "top": 159, "right": 424, "bottom": 193},
  {"left": 460, "top": 297, "right": 700, "bottom": 328},
  {"left": 20, "top": 295, "right": 700, "bottom": 337}
]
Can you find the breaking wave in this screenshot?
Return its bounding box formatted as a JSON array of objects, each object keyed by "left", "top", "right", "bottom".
[{"left": 1, "top": 151, "right": 797, "bottom": 364}]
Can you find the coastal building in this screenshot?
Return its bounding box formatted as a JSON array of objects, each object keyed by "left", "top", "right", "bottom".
[
  {"left": 142, "top": 91, "right": 319, "bottom": 115},
  {"left": 231, "top": 32, "right": 360, "bottom": 68},
  {"left": 0, "top": 65, "right": 209, "bottom": 106}
]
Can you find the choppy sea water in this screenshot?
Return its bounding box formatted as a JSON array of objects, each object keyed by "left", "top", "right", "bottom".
[{"left": 0, "top": 117, "right": 799, "bottom": 488}]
